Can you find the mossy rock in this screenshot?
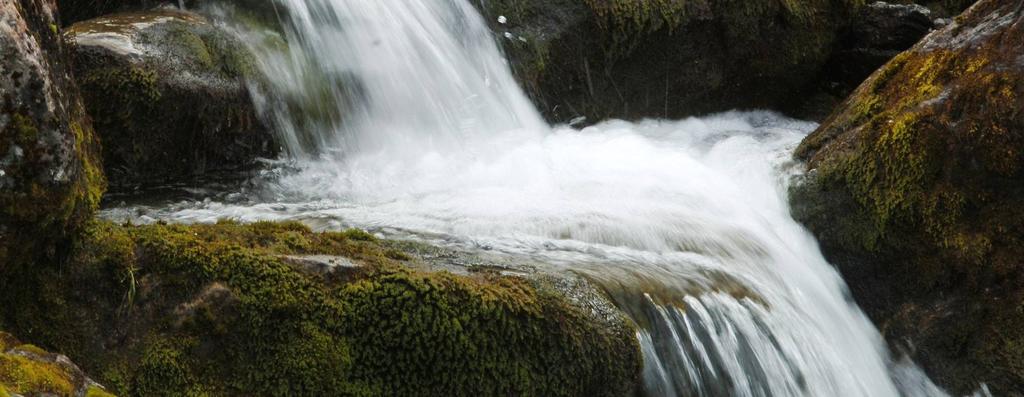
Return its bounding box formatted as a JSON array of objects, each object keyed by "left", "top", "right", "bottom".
[
  {"left": 791, "top": 0, "right": 1024, "bottom": 393},
  {"left": 66, "top": 10, "right": 277, "bottom": 191},
  {"left": 0, "top": 332, "right": 116, "bottom": 396},
  {"left": 0, "top": 220, "right": 641, "bottom": 396},
  {"left": 0, "top": 0, "right": 106, "bottom": 272},
  {"left": 472, "top": 0, "right": 866, "bottom": 123}
]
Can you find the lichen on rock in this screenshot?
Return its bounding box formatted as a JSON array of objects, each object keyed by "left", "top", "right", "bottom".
[{"left": 0, "top": 0, "right": 106, "bottom": 272}]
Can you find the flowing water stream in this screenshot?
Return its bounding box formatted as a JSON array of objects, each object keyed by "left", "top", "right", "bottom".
[{"left": 105, "top": 0, "right": 958, "bottom": 395}]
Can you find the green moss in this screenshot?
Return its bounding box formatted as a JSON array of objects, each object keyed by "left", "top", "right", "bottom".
[
  {"left": 0, "top": 221, "right": 641, "bottom": 396},
  {"left": 10, "top": 114, "right": 39, "bottom": 143},
  {"left": 14, "top": 345, "right": 49, "bottom": 357},
  {"left": 0, "top": 353, "right": 74, "bottom": 396},
  {"left": 86, "top": 385, "right": 117, "bottom": 397},
  {"left": 131, "top": 339, "right": 208, "bottom": 397}
]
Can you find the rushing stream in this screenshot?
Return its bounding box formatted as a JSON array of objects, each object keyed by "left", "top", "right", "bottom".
[{"left": 103, "top": 0, "right": 960, "bottom": 395}]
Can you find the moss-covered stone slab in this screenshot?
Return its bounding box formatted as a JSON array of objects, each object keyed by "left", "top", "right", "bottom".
[
  {"left": 792, "top": 0, "right": 1024, "bottom": 393},
  {"left": 0, "top": 221, "right": 642, "bottom": 396},
  {"left": 66, "top": 10, "right": 276, "bottom": 190}
]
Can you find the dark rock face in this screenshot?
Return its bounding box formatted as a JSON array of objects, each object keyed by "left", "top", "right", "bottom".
[
  {"left": 66, "top": 10, "right": 277, "bottom": 191},
  {"left": 473, "top": 0, "right": 864, "bottom": 124},
  {"left": 0, "top": 0, "right": 106, "bottom": 269},
  {"left": 791, "top": 0, "right": 1024, "bottom": 393},
  {"left": 825, "top": 2, "right": 936, "bottom": 95},
  {"left": 57, "top": 0, "right": 168, "bottom": 26}
]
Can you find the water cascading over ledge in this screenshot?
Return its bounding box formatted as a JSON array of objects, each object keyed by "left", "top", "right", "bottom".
[{"left": 125, "top": 0, "right": 955, "bottom": 395}]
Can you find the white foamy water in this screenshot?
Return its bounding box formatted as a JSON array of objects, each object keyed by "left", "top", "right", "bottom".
[{"left": 107, "top": 0, "right": 954, "bottom": 395}]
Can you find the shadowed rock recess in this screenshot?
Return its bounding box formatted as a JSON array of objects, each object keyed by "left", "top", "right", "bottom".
[{"left": 792, "top": 0, "right": 1024, "bottom": 393}]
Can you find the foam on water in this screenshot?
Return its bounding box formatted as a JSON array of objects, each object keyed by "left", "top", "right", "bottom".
[{"left": 107, "top": 0, "right": 957, "bottom": 395}]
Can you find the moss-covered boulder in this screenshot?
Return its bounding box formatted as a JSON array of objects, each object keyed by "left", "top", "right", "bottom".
[
  {"left": 0, "top": 332, "right": 115, "bottom": 397},
  {"left": 0, "top": 221, "right": 641, "bottom": 396},
  {"left": 66, "top": 10, "right": 276, "bottom": 191},
  {"left": 0, "top": 0, "right": 106, "bottom": 270},
  {"left": 472, "top": 0, "right": 866, "bottom": 123},
  {"left": 791, "top": 0, "right": 1024, "bottom": 393}
]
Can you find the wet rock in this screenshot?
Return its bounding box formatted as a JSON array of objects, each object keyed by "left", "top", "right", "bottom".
[
  {"left": 0, "top": 0, "right": 106, "bottom": 270},
  {"left": 473, "top": 0, "right": 864, "bottom": 123},
  {"left": 791, "top": 0, "right": 1024, "bottom": 393},
  {"left": 0, "top": 332, "right": 115, "bottom": 397},
  {"left": 66, "top": 10, "right": 277, "bottom": 191}
]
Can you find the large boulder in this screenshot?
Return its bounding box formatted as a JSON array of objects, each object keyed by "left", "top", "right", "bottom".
[
  {"left": 792, "top": 0, "right": 1024, "bottom": 393},
  {"left": 0, "top": 0, "right": 105, "bottom": 269},
  {"left": 66, "top": 10, "right": 276, "bottom": 191},
  {"left": 0, "top": 221, "right": 642, "bottom": 395},
  {"left": 472, "top": 0, "right": 865, "bottom": 123}
]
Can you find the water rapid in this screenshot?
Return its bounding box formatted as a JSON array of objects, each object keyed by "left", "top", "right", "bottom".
[{"left": 108, "top": 0, "right": 952, "bottom": 395}]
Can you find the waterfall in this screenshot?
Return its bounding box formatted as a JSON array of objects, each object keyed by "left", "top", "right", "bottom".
[{"left": 138, "top": 0, "right": 952, "bottom": 395}]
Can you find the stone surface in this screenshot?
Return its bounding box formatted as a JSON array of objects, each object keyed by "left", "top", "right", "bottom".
[
  {"left": 792, "top": 0, "right": 1024, "bottom": 393},
  {"left": 0, "top": 0, "right": 105, "bottom": 270},
  {"left": 473, "top": 0, "right": 864, "bottom": 123},
  {"left": 66, "top": 10, "right": 277, "bottom": 190}
]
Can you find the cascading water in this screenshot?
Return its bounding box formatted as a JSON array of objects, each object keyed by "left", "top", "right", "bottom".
[{"left": 109, "top": 0, "right": 957, "bottom": 395}]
